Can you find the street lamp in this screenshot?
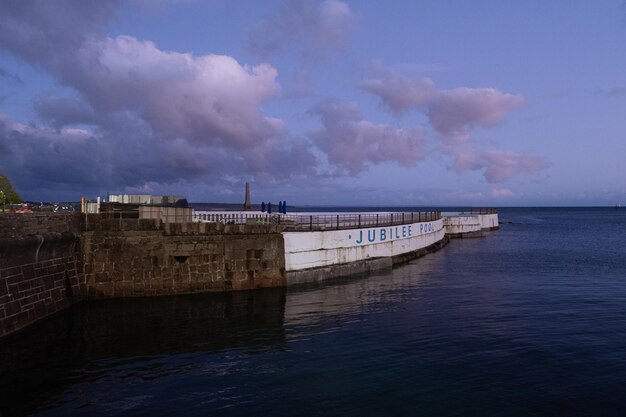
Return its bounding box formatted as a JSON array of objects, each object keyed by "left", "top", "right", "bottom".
[{"left": 0, "top": 190, "right": 4, "bottom": 213}]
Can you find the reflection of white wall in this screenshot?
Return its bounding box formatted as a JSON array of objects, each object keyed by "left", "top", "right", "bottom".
[
  {"left": 284, "top": 219, "right": 445, "bottom": 271},
  {"left": 283, "top": 258, "right": 444, "bottom": 326}
]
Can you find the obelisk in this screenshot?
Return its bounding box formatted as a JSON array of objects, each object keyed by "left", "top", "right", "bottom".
[{"left": 243, "top": 182, "right": 252, "bottom": 211}]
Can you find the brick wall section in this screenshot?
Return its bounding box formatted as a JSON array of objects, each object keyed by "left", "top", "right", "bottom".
[
  {"left": 82, "top": 216, "right": 286, "bottom": 297},
  {"left": 0, "top": 213, "right": 85, "bottom": 338}
]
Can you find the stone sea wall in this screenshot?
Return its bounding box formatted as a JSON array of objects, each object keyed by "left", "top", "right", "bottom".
[
  {"left": 0, "top": 214, "right": 85, "bottom": 338},
  {"left": 82, "top": 216, "right": 286, "bottom": 297}
]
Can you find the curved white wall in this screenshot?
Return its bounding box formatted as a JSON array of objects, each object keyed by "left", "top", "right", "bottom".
[
  {"left": 443, "top": 215, "right": 482, "bottom": 235},
  {"left": 284, "top": 219, "right": 444, "bottom": 271},
  {"left": 477, "top": 213, "right": 499, "bottom": 229},
  {"left": 443, "top": 213, "right": 499, "bottom": 235}
]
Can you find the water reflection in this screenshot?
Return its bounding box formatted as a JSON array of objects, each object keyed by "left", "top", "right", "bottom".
[
  {"left": 285, "top": 253, "right": 446, "bottom": 327},
  {"left": 0, "top": 289, "right": 286, "bottom": 417}
]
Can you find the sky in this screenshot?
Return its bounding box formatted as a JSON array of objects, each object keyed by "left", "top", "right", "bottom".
[{"left": 0, "top": 0, "right": 625, "bottom": 206}]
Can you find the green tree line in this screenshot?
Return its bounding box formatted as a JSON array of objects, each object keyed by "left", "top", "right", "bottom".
[{"left": 0, "top": 172, "right": 22, "bottom": 204}]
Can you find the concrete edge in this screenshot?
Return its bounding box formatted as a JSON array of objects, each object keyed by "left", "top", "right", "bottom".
[
  {"left": 286, "top": 257, "right": 392, "bottom": 286},
  {"left": 447, "top": 231, "right": 483, "bottom": 239},
  {"left": 286, "top": 235, "right": 450, "bottom": 286}
]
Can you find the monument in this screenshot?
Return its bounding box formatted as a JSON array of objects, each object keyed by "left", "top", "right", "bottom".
[{"left": 243, "top": 182, "right": 252, "bottom": 211}]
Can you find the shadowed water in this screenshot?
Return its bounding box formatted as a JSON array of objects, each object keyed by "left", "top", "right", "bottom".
[{"left": 2, "top": 208, "right": 626, "bottom": 416}]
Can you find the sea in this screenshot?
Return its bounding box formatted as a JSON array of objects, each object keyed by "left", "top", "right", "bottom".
[{"left": 2, "top": 207, "right": 626, "bottom": 417}]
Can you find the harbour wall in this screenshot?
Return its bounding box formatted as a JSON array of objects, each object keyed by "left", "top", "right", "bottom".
[
  {"left": 82, "top": 216, "right": 285, "bottom": 297},
  {"left": 0, "top": 214, "right": 285, "bottom": 338},
  {"left": 0, "top": 214, "right": 85, "bottom": 338},
  {"left": 479, "top": 213, "right": 499, "bottom": 230},
  {"left": 1, "top": 210, "right": 498, "bottom": 338},
  {"left": 284, "top": 219, "right": 446, "bottom": 284},
  {"left": 443, "top": 213, "right": 499, "bottom": 238}
]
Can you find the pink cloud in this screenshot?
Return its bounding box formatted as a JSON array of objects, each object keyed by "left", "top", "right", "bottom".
[
  {"left": 360, "top": 71, "right": 435, "bottom": 113},
  {"left": 452, "top": 149, "right": 546, "bottom": 183},
  {"left": 361, "top": 64, "right": 525, "bottom": 142},
  {"left": 71, "top": 36, "right": 281, "bottom": 149},
  {"left": 309, "top": 100, "right": 426, "bottom": 173},
  {"left": 0, "top": 2, "right": 284, "bottom": 151},
  {"left": 428, "top": 88, "right": 525, "bottom": 141}
]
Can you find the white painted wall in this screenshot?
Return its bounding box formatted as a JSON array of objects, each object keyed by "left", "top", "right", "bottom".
[
  {"left": 283, "top": 219, "right": 444, "bottom": 271},
  {"left": 477, "top": 213, "right": 499, "bottom": 229},
  {"left": 443, "top": 213, "right": 499, "bottom": 234},
  {"left": 443, "top": 215, "right": 482, "bottom": 235}
]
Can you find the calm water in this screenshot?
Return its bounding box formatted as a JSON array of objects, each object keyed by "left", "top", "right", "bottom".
[{"left": 2, "top": 208, "right": 626, "bottom": 416}]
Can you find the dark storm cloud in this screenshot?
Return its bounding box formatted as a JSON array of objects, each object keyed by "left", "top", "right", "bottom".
[
  {"left": 34, "top": 96, "right": 101, "bottom": 129},
  {"left": 0, "top": 0, "right": 118, "bottom": 64},
  {"left": 0, "top": 112, "right": 254, "bottom": 198}
]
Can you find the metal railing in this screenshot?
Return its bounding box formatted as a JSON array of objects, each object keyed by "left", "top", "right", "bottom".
[
  {"left": 194, "top": 210, "right": 441, "bottom": 231},
  {"left": 278, "top": 212, "right": 441, "bottom": 231},
  {"left": 84, "top": 210, "right": 443, "bottom": 232},
  {"left": 469, "top": 208, "right": 498, "bottom": 215},
  {"left": 193, "top": 211, "right": 272, "bottom": 224}
]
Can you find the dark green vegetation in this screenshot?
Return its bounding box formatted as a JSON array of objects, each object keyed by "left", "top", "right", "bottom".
[{"left": 0, "top": 172, "right": 22, "bottom": 204}]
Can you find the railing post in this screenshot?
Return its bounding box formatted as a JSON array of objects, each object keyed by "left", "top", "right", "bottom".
[
  {"left": 376, "top": 214, "right": 379, "bottom": 227},
  {"left": 402, "top": 213, "right": 404, "bottom": 224},
  {"left": 358, "top": 214, "right": 361, "bottom": 228},
  {"left": 310, "top": 215, "right": 313, "bottom": 231},
  {"left": 336, "top": 215, "right": 340, "bottom": 230}
]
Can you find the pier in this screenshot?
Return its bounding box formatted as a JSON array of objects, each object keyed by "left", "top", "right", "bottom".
[{"left": 1, "top": 208, "right": 498, "bottom": 338}]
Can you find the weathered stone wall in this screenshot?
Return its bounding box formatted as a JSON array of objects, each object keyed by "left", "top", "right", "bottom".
[
  {"left": 0, "top": 214, "right": 85, "bottom": 338},
  {"left": 82, "top": 216, "right": 286, "bottom": 297},
  {"left": 0, "top": 212, "right": 80, "bottom": 238}
]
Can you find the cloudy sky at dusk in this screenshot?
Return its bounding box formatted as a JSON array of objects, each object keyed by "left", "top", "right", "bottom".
[{"left": 1, "top": 0, "right": 625, "bottom": 206}]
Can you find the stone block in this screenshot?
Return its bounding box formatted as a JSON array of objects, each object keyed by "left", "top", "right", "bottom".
[{"left": 0, "top": 280, "right": 8, "bottom": 297}]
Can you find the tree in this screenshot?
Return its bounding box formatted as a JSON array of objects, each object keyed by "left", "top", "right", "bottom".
[{"left": 0, "top": 172, "right": 22, "bottom": 204}]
